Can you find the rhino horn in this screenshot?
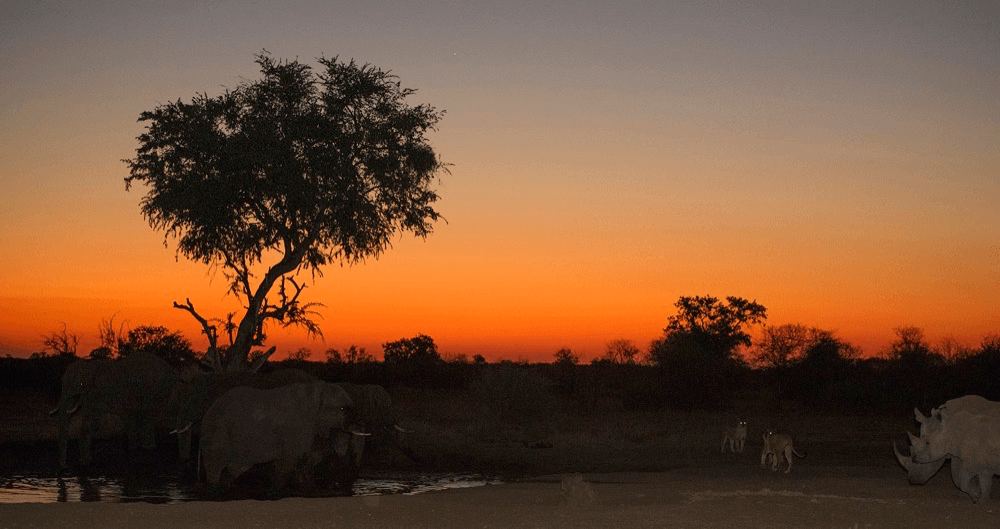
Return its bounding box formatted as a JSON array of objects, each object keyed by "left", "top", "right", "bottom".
[
  {"left": 914, "top": 407, "right": 927, "bottom": 423},
  {"left": 893, "top": 441, "right": 913, "bottom": 469}
]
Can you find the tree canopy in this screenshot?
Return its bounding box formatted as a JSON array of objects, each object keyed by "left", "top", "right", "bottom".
[
  {"left": 124, "top": 52, "right": 447, "bottom": 371},
  {"left": 648, "top": 295, "right": 766, "bottom": 408},
  {"left": 117, "top": 325, "right": 199, "bottom": 368},
  {"left": 382, "top": 334, "right": 441, "bottom": 366},
  {"left": 650, "top": 295, "right": 767, "bottom": 365}
]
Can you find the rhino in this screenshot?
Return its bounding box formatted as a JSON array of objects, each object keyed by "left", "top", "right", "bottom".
[{"left": 894, "top": 395, "right": 1000, "bottom": 502}]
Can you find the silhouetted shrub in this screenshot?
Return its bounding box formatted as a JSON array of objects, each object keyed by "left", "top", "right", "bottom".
[{"left": 472, "top": 364, "right": 555, "bottom": 424}]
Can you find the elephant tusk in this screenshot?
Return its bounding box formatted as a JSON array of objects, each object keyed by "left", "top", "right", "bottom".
[
  {"left": 66, "top": 402, "right": 80, "bottom": 415},
  {"left": 350, "top": 430, "right": 371, "bottom": 437},
  {"left": 394, "top": 424, "right": 412, "bottom": 433},
  {"left": 170, "top": 422, "right": 193, "bottom": 435},
  {"left": 48, "top": 406, "right": 60, "bottom": 416}
]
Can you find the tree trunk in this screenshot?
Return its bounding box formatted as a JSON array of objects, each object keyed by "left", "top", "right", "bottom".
[{"left": 227, "top": 255, "right": 301, "bottom": 371}]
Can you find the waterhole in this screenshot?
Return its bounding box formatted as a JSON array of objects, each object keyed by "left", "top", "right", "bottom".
[{"left": 0, "top": 471, "right": 502, "bottom": 504}]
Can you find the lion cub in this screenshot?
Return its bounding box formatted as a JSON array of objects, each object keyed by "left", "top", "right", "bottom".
[
  {"left": 760, "top": 430, "right": 805, "bottom": 473},
  {"left": 721, "top": 420, "right": 748, "bottom": 453}
]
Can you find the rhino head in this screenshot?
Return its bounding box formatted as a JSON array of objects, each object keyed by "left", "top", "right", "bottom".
[
  {"left": 909, "top": 406, "right": 950, "bottom": 464},
  {"left": 894, "top": 440, "right": 945, "bottom": 484}
]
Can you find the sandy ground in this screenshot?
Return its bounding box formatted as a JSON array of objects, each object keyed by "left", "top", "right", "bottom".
[{"left": 3, "top": 465, "right": 998, "bottom": 528}]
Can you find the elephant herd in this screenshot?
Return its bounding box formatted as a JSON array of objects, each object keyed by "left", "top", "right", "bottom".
[{"left": 49, "top": 352, "right": 411, "bottom": 495}]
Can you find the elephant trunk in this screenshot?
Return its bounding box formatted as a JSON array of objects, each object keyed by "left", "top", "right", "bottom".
[{"left": 51, "top": 396, "right": 79, "bottom": 469}]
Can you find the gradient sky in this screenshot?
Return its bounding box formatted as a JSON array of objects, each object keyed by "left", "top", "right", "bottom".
[{"left": 2, "top": 0, "right": 998, "bottom": 362}]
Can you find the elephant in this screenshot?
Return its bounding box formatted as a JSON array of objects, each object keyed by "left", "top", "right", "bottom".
[
  {"left": 337, "top": 383, "right": 418, "bottom": 465},
  {"left": 315, "top": 383, "right": 417, "bottom": 486},
  {"left": 49, "top": 351, "right": 179, "bottom": 468},
  {"left": 896, "top": 395, "right": 1000, "bottom": 502},
  {"left": 198, "top": 381, "right": 365, "bottom": 493},
  {"left": 168, "top": 367, "right": 317, "bottom": 461}
]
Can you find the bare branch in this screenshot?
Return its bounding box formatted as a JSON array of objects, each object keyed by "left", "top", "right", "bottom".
[
  {"left": 249, "top": 345, "right": 277, "bottom": 373},
  {"left": 173, "top": 298, "right": 222, "bottom": 371},
  {"left": 41, "top": 323, "right": 79, "bottom": 357}
]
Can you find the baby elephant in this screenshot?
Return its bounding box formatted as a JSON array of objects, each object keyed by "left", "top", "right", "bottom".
[{"left": 722, "top": 420, "right": 748, "bottom": 453}]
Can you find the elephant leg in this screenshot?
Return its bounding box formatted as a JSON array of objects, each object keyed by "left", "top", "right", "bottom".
[
  {"left": 79, "top": 416, "right": 98, "bottom": 467},
  {"left": 123, "top": 414, "right": 141, "bottom": 452},
  {"left": 178, "top": 430, "right": 192, "bottom": 461},
  {"left": 57, "top": 419, "right": 70, "bottom": 469},
  {"left": 139, "top": 416, "right": 157, "bottom": 450},
  {"left": 270, "top": 460, "right": 297, "bottom": 492}
]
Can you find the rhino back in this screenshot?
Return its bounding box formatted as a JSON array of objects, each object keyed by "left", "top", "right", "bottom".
[
  {"left": 947, "top": 408, "right": 1000, "bottom": 470},
  {"left": 944, "top": 395, "right": 1000, "bottom": 416}
]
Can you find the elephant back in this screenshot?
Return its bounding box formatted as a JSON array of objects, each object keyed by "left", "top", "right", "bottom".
[{"left": 107, "top": 352, "right": 179, "bottom": 414}]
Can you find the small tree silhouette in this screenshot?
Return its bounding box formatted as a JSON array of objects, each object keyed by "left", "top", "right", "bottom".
[
  {"left": 118, "top": 325, "right": 199, "bottom": 368},
  {"left": 382, "top": 334, "right": 442, "bottom": 366},
  {"left": 40, "top": 323, "right": 78, "bottom": 358},
  {"left": 602, "top": 339, "right": 641, "bottom": 365},
  {"left": 554, "top": 347, "right": 579, "bottom": 366}
]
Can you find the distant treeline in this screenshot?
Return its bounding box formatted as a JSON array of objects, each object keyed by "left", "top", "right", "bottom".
[
  {"left": 3, "top": 334, "right": 998, "bottom": 417},
  {"left": 8, "top": 296, "right": 997, "bottom": 416}
]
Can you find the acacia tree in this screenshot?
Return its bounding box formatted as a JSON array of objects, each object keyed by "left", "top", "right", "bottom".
[
  {"left": 125, "top": 52, "right": 447, "bottom": 371},
  {"left": 649, "top": 295, "right": 767, "bottom": 409},
  {"left": 752, "top": 323, "right": 822, "bottom": 369},
  {"left": 382, "top": 334, "right": 441, "bottom": 366},
  {"left": 602, "top": 339, "right": 641, "bottom": 365},
  {"left": 117, "top": 325, "right": 199, "bottom": 368},
  {"left": 650, "top": 295, "right": 767, "bottom": 366}
]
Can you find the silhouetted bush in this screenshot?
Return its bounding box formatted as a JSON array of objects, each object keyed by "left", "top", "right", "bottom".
[
  {"left": 471, "top": 363, "right": 556, "bottom": 424},
  {"left": 0, "top": 355, "right": 75, "bottom": 399}
]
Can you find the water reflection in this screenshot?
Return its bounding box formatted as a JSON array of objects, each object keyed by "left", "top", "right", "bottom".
[{"left": 0, "top": 471, "right": 500, "bottom": 504}]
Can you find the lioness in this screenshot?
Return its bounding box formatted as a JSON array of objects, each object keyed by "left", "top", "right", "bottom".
[
  {"left": 760, "top": 430, "right": 805, "bottom": 473},
  {"left": 721, "top": 420, "right": 748, "bottom": 453}
]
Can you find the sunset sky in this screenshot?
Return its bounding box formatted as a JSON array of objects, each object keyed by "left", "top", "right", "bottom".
[{"left": 2, "top": 1, "right": 997, "bottom": 362}]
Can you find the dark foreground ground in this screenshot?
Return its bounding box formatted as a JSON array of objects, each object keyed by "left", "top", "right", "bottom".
[
  {"left": 3, "top": 464, "right": 998, "bottom": 528},
  {"left": 2, "top": 387, "right": 998, "bottom": 527}
]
